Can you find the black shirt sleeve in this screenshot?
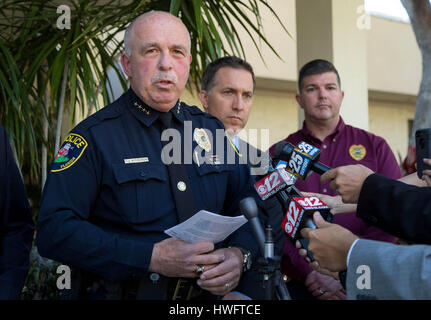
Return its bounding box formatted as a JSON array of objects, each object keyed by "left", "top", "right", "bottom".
[
  {"left": 357, "top": 173, "right": 431, "bottom": 244},
  {"left": 0, "top": 127, "right": 34, "bottom": 299}
]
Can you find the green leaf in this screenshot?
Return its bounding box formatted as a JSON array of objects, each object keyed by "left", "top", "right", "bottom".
[{"left": 170, "top": 0, "right": 181, "bottom": 15}]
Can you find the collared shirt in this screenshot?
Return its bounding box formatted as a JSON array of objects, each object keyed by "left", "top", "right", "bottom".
[
  {"left": 269, "top": 117, "right": 402, "bottom": 282},
  {"left": 37, "top": 88, "right": 258, "bottom": 284}
]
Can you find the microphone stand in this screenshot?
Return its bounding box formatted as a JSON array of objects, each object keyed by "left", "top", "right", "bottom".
[
  {"left": 239, "top": 196, "right": 291, "bottom": 300},
  {"left": 257, "top": 225, "right": 291, "bottom": 300}
]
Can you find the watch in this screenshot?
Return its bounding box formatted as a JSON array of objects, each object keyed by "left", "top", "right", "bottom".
[{"left": 235, "top": 246, "right": 252, "bottom": 272}]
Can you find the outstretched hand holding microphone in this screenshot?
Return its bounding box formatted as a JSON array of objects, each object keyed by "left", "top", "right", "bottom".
[
  {"left": 272, "top": 141, "right": 350, "bottom": 299},
  {"left": 271, "top": 141, "right": 335, "bottom": 260},
  {"left": 295, "top": 158, "right": 431, "bottom": 273},
  {"left": 306, "top": 158, "right": 431, "bottom": 216},
  {"left": 295, "top": 212, "right": 359, "bottom": 272},
  {"left": 272, "top": 141, "right": 360, "bottom": 271}
]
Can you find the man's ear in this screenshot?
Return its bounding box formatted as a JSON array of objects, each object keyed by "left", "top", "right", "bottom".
[
  {"left": 120, "top": 53, "right": 131, "bottom": 78},
  {"left": 295, "top": 93, "right": 303, "bottom": 109},
  {"left": 199, "top": 90, "right": 209, "bottom": 111}
]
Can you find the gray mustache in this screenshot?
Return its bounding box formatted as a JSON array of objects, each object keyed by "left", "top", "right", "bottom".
[{"left": 152, "top": 73, "right": 178, "bottom": 84}]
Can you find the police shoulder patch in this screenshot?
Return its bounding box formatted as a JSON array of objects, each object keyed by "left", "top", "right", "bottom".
[{"left": 51, "top": 133, "right": 88, "bottom": 172}]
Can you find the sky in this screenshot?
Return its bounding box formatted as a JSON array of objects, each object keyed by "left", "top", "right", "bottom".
[{"left": 364, "top": 0, "right": 410, "bottom": 23}]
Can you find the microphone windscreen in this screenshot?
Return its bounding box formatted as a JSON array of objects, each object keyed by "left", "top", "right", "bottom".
[
  {"left": 273, "top": 141, "right": 289, "bottom": 158},
  {"left": 239, "top": 197, "right": 259, "bottom": 220}
]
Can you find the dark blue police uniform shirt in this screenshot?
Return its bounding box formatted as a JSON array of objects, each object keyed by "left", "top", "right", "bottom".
[
  {"left": 0, "top": 126, "right": 34, "bottom": 299},
  {"left": 37, "top": 88, "right": 258, "bottom": 282}
]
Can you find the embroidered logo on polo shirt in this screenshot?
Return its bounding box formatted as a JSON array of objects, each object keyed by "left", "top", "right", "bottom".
[
  {"left": 51, "top": 133, "right": 88, "bottom": 172},
  {"left": 349, "top": 144, "right": 366, "bottom": 161}
]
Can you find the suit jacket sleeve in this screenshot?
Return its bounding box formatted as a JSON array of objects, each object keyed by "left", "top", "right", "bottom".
[
  {"left": 347, "top": 239, "right": 431, "bottom": 300},
  {"left": 0, "top": 127, "right": 34, "bottom": 299},
  {"left": 357, "top": 173, "right": 431, "bottom": 244}
]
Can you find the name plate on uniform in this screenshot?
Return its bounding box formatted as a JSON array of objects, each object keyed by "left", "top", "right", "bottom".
[{"left": 124, "top": 157, "right": 149, "bottom": 164}]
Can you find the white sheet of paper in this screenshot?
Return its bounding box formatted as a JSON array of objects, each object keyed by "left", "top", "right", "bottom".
[{"left": 164, "top": 210, "right": 248, "bottom": 243}]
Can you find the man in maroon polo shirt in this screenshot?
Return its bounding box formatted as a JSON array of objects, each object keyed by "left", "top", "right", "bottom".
[{"left": 269, "top": 59, "right": 401, "bottom": 300}]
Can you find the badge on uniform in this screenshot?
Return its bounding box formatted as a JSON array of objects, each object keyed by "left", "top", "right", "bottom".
[
  {"left": 349, "top": 144, "right": 366, "bottom": 161},
  {"left": 193, "top": 128, "right": 211, "bottom": 152},
  {"left": 51, "top": 133, "right": 88, "bottom": 172}
]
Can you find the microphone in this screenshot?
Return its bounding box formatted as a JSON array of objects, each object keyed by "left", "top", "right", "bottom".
[
  {"left": 253, "top": 168, "right": 297, "bottom": 201},
  {"left": 272, "top": 141, "right": 331, "bottom": 179},
  {"left": 281, "top": 196, "right": 334, "bottom": 260},
  {"left": 281, "top": 196, "right": 333, "bottom": 239},
  {"left": 253, "top": 157, "right": 298, "bottom": 216},
  {"left": 264, "top": 225, "right": 274, "bottom": 259},
  {"left": 239, "top": 197, "right": 265, "bottom": 256}
]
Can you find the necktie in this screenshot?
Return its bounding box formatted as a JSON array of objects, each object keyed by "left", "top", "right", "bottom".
[{"left": 158, "top": 112, "right": 197, "bottom": 223}]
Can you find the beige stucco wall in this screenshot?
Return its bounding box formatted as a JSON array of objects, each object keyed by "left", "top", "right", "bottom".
[
  {"left": 366, "top": 15, "right": 419, "bottom": 161},
  {"left": 367, "top": 16, "right": 421, "bottom": 96},
  {"left": 245, "top": 89, "right": 298, "bottom": 149},
  {"left": 248, "top": 2, "right": 420, "bottom": 159},
  {"left": 240, "top": 0, "right": 297, "bottom": 82},
  {"left": 369, "top": 99, "right": 415, "bottom": 162}
]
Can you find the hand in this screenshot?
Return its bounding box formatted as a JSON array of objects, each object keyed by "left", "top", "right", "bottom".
[
  {"left": 299, "top": 212, "right": 359, "bottom": 272},
  {"left": 302, "top": 192, "right": 357, "bottom": 214},
  {"left": 296, "top": 242, "right": 340, "bottom": 278},
  {"left": 305, "top": 270, "right": 346, "bottom": 300},
  {"left": 399, "top": 159, "right": 431, "bottom": 187},
  {"left": 197, "top": 247, "right": 243, "bottom": 296},
  {"left": 422, "top": 158, "right": 431, "bottom": 186},
  {"left": 149, "top": 238, "right": 224, "bottom": 278},
  {"left": 321, "top": 164, "right": 374, "bottom": 203},
  {"left": 398, "top": 172, "right": 427, "bottom": 187}
]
